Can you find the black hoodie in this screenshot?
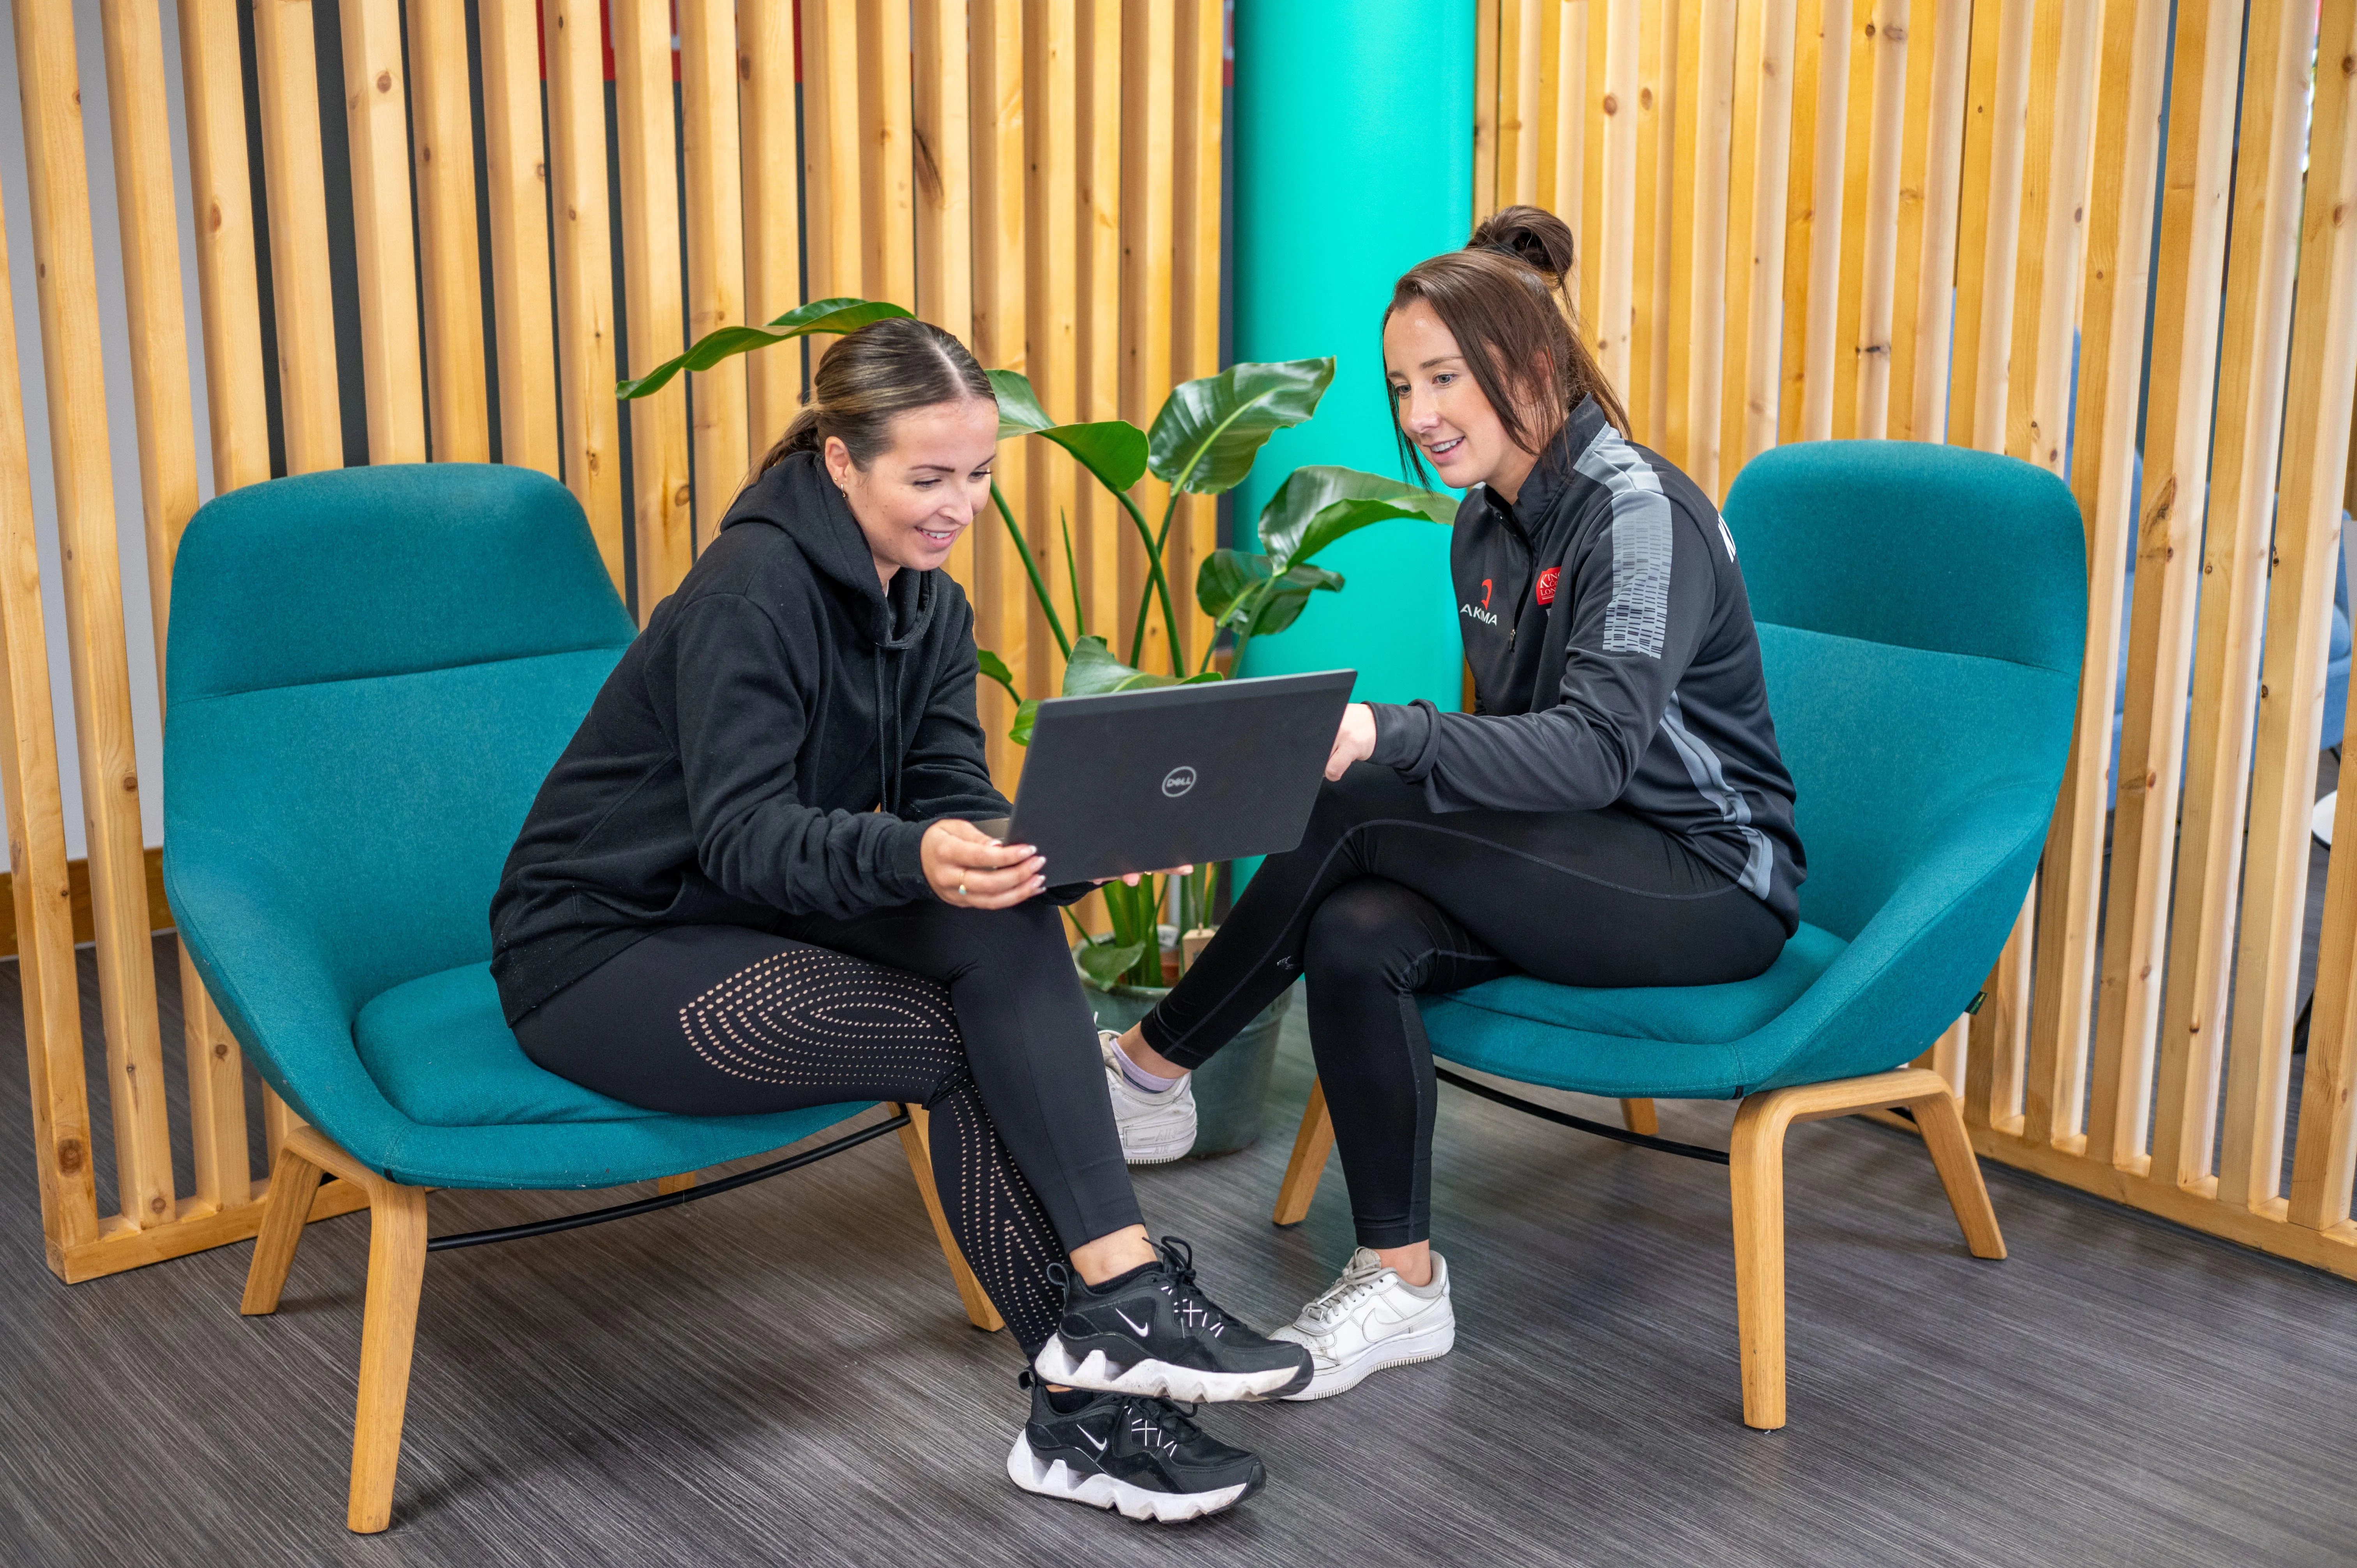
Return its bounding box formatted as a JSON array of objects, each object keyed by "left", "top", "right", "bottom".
[
  {"left": 1365, "top": 397, "right": 1805, "bottom": 935},
  {"left": 489, "top": 451, "right": 1010, "bottom": 1023}
]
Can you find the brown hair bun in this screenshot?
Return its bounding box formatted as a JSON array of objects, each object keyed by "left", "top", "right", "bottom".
[{"left": 1468, "top": 205, "right": 1577, "bottom": 290}]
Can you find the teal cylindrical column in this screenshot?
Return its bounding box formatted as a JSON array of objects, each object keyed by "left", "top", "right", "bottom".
[{"left": 1228, "top": 0, "right": 1475, "bottom": 706}]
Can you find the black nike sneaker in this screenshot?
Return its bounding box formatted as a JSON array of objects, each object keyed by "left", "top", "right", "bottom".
[
  {"left": 1031, "top": 1236, "right": 1315, "bottom": 1402},
  {"left": 1006, "top": 1372, "right": 1266, "bottom": 1522}
]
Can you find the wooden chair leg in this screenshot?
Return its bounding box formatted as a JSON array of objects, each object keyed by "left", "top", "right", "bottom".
[
  {"left": 241, "top": 1141, "right": 325, "bottom": 1315},
  {"left": 1902, "top": 1079, "right": 2007, "bottom": 1259},
  {"left": 1728, "top": 1092, "right": 1794, "bottom": 1431},
  {"left": 1726, "top": 1067, "right": 2006, "bottom": 1432},
  {"left": 1620, "top": 1097, "right": 1659, "bottom": 1136},
  {"left": 892, "top": 1104, "right": 1005, "bottom": 1332},
  {"left": 1272, "top": 1078, "right": 1335, "bottom": 1226},
  {"left": 654, "top": 1170, "right": 698, "bottom": 1195},
  {"left": 349, "top": 1181, "right": 428, "bottom": 1534}
]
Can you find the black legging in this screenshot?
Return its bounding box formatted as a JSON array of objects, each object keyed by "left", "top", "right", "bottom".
[
  {"left": 513, "top": 898, "right": 1141, "bottom": 1355},
  {"left": 1142, "top": 765, "right": 1787, "bottom": 1248}
]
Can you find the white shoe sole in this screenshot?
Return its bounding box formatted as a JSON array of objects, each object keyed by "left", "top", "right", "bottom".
[
  {"left": 1278, "top": 1319, "right": 1457, "bottom": 1402},
  {"left": 1006, "top": 1432, "right": 1250, "bottom": 1522},
  {"left": 1031, "top": 1336, "right": 1306, "bottom": 1403},
  {"left": 1118, "top": 1124, "right": 1196, "bottom": 1164}
]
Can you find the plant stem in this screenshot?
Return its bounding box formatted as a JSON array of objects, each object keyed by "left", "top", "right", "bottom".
[
  {"left": 992, "top": 482, "right": 1071, "bottom": 660},
  {"left": 1114, "top": 489, "right": 1187, "bottom": 675}
]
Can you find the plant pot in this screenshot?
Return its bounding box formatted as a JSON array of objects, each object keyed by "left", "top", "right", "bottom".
[{"left": 1078, "top": 966, "right": 1292, "bottom": 1157}]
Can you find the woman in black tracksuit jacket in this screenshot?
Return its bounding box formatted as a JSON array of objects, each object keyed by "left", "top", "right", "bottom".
[
  {"left": 489, "top": 318, "right": 1309, "bottom": 1521},
  {"left": 1106, "top": 208, "right": 1807, "bottom": 1400}
]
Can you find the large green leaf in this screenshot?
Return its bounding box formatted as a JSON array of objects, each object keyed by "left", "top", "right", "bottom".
[
  {"left": 1254, "top": 465, "right": 1456, "bottom": 569},
  {"left": 1195, "top": 549, "right": 1273, "bottom": 625},
  {"left": 988, "top": 369, "right": 1150, "bottom": 493},
  {"left": 616, "top": 297, "right": 913, "bottom": 399},
  {"left": 1008, "top": 636, "right": 1219, "bottom": 744},
  {"left": 975, "top": 647, "right": 1021, "bottom": 705},
  {"left": 1074, "top": 935, "right": 1150, "bottom": 989},
  {"left": 1244, "top": 563, "right": 1347, "bottom": 639},
  {"left": 1146, "top": 358, "right": 1336, "bottom": 495}
]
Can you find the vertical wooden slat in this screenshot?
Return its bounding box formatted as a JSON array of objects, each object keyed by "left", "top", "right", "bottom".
[
  {"left": 2089, "top": 0, "right": 2246, "bottom": 1173},
  {"left": 12, "top": 1, "right": 176, "bottom": 1230},
  {"left": 803, "top": 1, "right": 864, "bottom": 306},
  {"left": 1120, "top": 0, "right": 1177, "bottom": 673},
  {"left": 1998, "top": 0, "right": 2061, "bottom": 465},
  {"left": 1172, "top": 0, "right": 1223, "bottom": 682},
  {"left": 2285, "top": 0, "right": 2357, "bottom": 1232},
  {"left": 407, "top": 0, "right": 489, "bottom": 463},
  {"left": 1554, "top": 0, "right": 1591, "bottom": 295},
  {"left": 0, "top": 177, "right": 97, "bottom": 1266},
  {"left": 2007, "top": 0, "right": 2105, "bottom": 1148},
  {"left": 915, "top": 0, "right": 976, "bottom": 592},
  {"left": 339, "top": 0, "right": 428, "bottom": 464},
  {"left": 2157, "top": 0, "right": 2314, "bottom": 1199},
  {"left": 972, "top": 0, "right": 1028, "bottom": 783},
  {"left": 1775, "top": 0, "right": 1822, "bottom": 448},
  {"left": 613, "top": 0, "right": 694, "bottom": 603},
  {"left": 1629, "top": 1, "right": 1673, "bottom": 443},
  {"left": 1794, "top": 0, "right": 1849, "bottom": 443},
  {"left": 1683, "top": 0, "right": 1735, "bottom": 495},
  {"left": 1078, "top": 1, "right": 1122, "bottom": 639},
  {"left": 1826, "top": 0, "right": 1874, "bottom": 438},
  {"left": 101, "top": 0, "right": 249, "bottom": 1214},
  {"left": 1965, "top": 885, "right": 2034, "bottom": 1132},
  {"left": 1943, "top": 0, "right": 2002, "bottom": 455},
  {"left": 1739, "top": 0, "right": 1798, "bottom": 467},
  {"left": 681, "top": 0, "right": 752, "bottom": 513},
  {"left": 1496, "top": 0, "right": 1527, "bottom": 209},
  {"left": 479, "top": 0, "right": 562, "bottom": 479},
  {"left": 1532, "top": 0, "right": 1563, "bottom": 214},
  {"left": 546, "top": 0, "right": 625, "bottom": 589},
  {"left": 1475, "top": 0, "right": 1502, "bottom": 221},
  {"left": 1661, "top": 0, "right": 1699, "bottom": 465},
  {"left": 1595, "top": 0, "right": 1641, "bottom": 404},
  {"left": 861, "top": 0, "right": 917, "bottom": 308},
  {"left": 1964, "top": 0, "right": 2032, "bottom": 453},
  {"left": 249, "top": 0, "right": 342, "bottom": 473},
  {"left": 1580, "top": 0, "right": 1608, "bottom": 338},
  {"left": 740, "top": 0, "right": 804, "bottom": 450},
  {"left": 2035, "top": 0, "right": 2171, "bottom": 1165},
  {"left": 1896, "top": 0, "right": 1967, "bottom": 444},
  {"left": 1849, "top": 0, "right": 1907, "bottom": 440},
  {"left": 1027, "top": 2, "right": 1080, "bottom": 689}
]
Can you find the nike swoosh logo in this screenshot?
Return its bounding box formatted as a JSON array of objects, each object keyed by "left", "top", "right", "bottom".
[
  {"left": 1115, "top": 1308, "right": 1152, "bottom": 1337},
  {"left": 1080, "top": 1428, "right": 1108, "bottom": 1452}
]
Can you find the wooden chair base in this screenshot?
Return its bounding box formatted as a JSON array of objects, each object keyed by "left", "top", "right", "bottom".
[
  {"left": 240, "top": 1109, "right": 1001, "bottom": 1533},
  {"left": 1270, "top": 1066, "right": 2004, "bottom": 1430}
]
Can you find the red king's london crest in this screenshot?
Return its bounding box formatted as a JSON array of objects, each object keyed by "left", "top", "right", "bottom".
[{"left": 1535, "top": 567, "right": 1560, "bottom": 606}]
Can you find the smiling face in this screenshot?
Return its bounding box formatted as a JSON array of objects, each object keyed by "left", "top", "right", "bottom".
[
  {"left": 1383, "top": 297, "right": 1547, "bottom": 506},
  {"left": 825, "top": 396, "right": 1001, "bottom": 588}
]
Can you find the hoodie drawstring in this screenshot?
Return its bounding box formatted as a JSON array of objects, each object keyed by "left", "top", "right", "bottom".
[{"left": 875, "top": 650, "right": 904, "bottom": 816}]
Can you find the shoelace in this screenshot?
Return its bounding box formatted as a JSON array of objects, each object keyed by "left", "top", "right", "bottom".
[
  {"left": 1299, "top": 1263, "right": 1392, "bottom": 1330},
  {"left": 1157, "top": 1236, "right": 1231, "bottom": 1335},
  {"left": 1118, "top": 1394, "right": 1203, "bottom": 1452}
]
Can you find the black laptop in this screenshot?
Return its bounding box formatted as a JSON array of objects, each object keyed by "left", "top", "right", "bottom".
[{"left": 978, "top": 669, "right": 1358, "bottom": 884}]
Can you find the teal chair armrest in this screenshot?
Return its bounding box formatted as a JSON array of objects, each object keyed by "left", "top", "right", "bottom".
[
  {"left": 165, "top": 835, "right": 418, "bottom": 1172},
  {"left": 1743, "top": 780, "right": 2056, "bottom": 1091}
]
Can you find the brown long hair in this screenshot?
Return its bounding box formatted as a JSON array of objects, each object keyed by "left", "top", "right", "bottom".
[
  {"left": 754, "top": 316, "right": 994, "bottom": 478},
  {"left": 1385, "top": 205, "right": 1630, "bottom": 486}
]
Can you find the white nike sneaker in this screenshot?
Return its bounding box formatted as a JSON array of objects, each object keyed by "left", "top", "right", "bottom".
[
  {"left": 1101, "top": 1030, "right": 1198, "bottom": 1163},
  {"left": 1269, "top": 1247, "right": 1456, "bottom": 1400}
]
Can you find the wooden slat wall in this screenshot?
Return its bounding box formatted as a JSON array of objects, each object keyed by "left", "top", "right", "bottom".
[
  {"left": 6, "top": 0, "right": 1225, "bottom": 1283},
  {"left": 1516, "top": 0, "right": 2357, "bottom": 1283}
]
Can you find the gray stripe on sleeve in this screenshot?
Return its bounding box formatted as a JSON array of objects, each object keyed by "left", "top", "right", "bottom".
[
  {"left": 1574, "top": 424, "right": 1673, "bottom": 659},
  {"left": 1660, "top": 693, "right": 1776, "bottom": 900}
]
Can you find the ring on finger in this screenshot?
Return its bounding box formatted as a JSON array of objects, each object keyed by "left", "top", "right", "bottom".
[{"left": 957, "top": 878, "right": 968, "bottom": 900}]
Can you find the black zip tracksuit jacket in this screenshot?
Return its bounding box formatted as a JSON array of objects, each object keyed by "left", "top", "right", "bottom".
[
  {"left": 1366, "top": 396, "right": 1806, "bottom": 935},
  {"left": 489, "top": 450, "right": 1014, "bottom": 1024}
]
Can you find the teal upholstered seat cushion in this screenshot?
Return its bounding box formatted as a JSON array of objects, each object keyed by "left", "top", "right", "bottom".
[{"left": 354, "top": 962, "right": 666, "bottom": 1127}]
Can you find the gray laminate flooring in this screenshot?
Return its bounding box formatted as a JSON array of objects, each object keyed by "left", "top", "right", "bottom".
[{"left": 3, "top": 935, "right": 2355, "bottom": 1568}]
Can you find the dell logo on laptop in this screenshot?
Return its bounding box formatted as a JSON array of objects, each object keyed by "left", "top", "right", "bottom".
[{"left": 1161, "top": 766, "right": 1198, "bottom": 798}]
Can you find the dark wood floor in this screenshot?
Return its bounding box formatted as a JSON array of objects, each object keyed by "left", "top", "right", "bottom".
[{"left": 4, "top": 935, "right": 2357, "bottom": 1567}]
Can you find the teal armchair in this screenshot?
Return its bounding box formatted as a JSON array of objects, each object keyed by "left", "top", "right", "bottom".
[
  {"left": 166, "top": 465, "right": 991, "bottom": 1533},
  {"left": 1273, "top": 441, "right": 2085, "bottom": 1430}
]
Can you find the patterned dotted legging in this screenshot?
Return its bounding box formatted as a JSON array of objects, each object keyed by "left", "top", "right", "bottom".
[{"left": 517, "top": 911, "right": 1143, "bottom": 1358}]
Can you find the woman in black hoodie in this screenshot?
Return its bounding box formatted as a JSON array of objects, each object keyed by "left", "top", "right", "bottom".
[{"left": 490, "top": 319, "right": 1308, "bottom": 1521}]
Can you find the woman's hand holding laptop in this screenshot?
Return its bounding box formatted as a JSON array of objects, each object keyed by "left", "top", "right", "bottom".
[{"left": 923, "top": 818, "right": 1189, "bottom": 908}]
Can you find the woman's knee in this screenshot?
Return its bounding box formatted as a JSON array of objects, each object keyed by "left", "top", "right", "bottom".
[{"left": 1302, "top": 880, "right": 1431, "bottom": 990}]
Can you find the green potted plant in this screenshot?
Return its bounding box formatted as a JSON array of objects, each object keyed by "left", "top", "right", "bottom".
[{"left": 622, "top": 300, "right": 1452, "bottom": 1153}]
